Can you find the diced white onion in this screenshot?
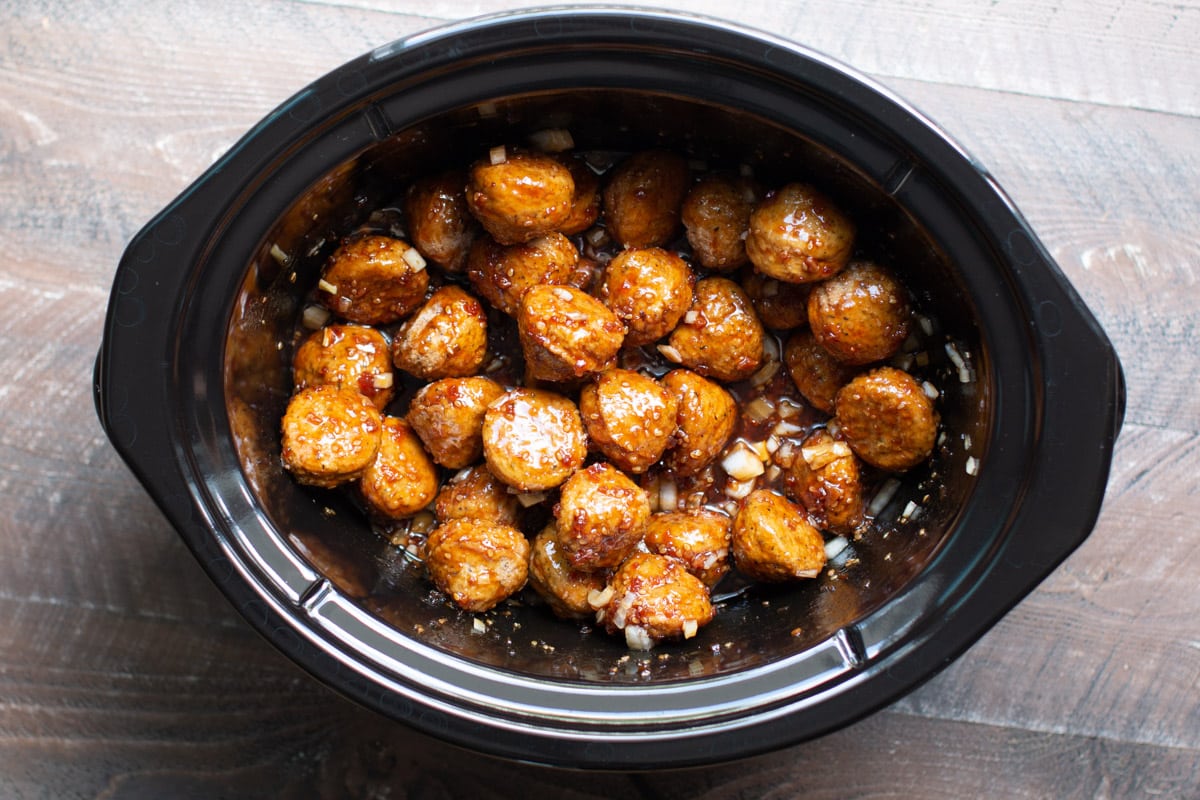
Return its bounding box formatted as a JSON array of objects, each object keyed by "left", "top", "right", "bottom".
[
  {"left": 867, "top": 478, "right": 901, "bottom": 516},
  {"left": 301, "top": 304, "right": 331, "bottom": 330},
  {"left": 472, "top": 617, "right": 487, "bottom": 634},
  {"left": 824, "top": 536, "right": 850, "bottom": 561},
  {"left": 724, "top": 478, "right": 756, "bottom": 500},
  {"left": 587, "top": 586, "right": 614, "bottom": 608},
  {"left": 657, "top": 344, "right": 683, "bottom": 363},
  {"left": 682, "top": 619, "right": 699, "bottom": 639},
  {"left": 945, "top": 342, "right": 972, "bottom": 384},
  {"left": 625, "top": 625, "right": 654, "bottom": 651},
  {"left": 317, "top": 278, "right": 338, "bottom": 294},
  {"left": 516, "top": 491, "right": 548, "bottom": 508},
  {"left": 489, "top": 145, "right": 507, "bottom": 165},
  {"left": 269, "top": 243, "right": 289, "bottom": 266},
  {"left": 922, "top": 381, "right": 940, "bottom": 400},
  {"left": 965, "top": 456, "right": 980, "bottom": 476},
  {"left": 744, "top": 396, "right": 775, "bottom": 422},
  {"left": 721, "top": 443, "right": 765, "bottom": 482},
  {"left": 402, "top": 247, "right": 427, "bottom": 271},
  {"left": 659, "top": 479, "right": 678, "bottom": 511},
  {"left": 528, "top": 128, "right": 575, "bottom": 152},
  {"left": 372, "top": 372, "right": 394, "bottom": 390}
]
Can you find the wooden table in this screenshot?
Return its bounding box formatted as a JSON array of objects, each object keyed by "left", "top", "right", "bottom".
[{"left": 3, "top": 1, "right": 1197, "bottom": 795}]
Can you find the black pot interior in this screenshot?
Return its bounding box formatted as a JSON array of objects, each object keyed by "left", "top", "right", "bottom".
[{"left": 223, "top": 88, "right": 987, "bottom": 684}]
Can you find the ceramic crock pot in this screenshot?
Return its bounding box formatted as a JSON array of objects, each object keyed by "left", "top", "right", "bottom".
[{"left": 94, "top": 7, "right": 1124, "bottom": 769}]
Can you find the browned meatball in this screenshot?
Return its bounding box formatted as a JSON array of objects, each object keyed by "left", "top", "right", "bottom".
[
  {"left": 661, "top": 369, "right": 738, "bottom": 477},
  {"left": 741, "top": 269, "right": 812, "bottom": 330},
  {"left": 555, "top": 462, "right": 651, "bottom": 572},
  {"left": 292, "top": 324, "right": 394, "bottom": 410},
  {"left": 834, "top": 367, "right": 938, "bottom": 471},
  {"left": 643, "top": 509, "right": 732, "bottom": 587},
  {"left": 465, "top": 149, "right": 575, "bottom": 245},
  {"left": 407, "top": 376, "right": 505, "bottom": 469},
  {"left": 602, "top": 150, "right": 690, "bottom": 248},
  {"left": 592, "top": 552, "right": 715, "bottom": 649},
  {"left": 391, "top": 285, "right": 488, "bottom": 381},
  {"left": 578, "top": 368, "right": 678, "bottom": 474},
  {"left": 517, "top": 285, "right": 626, "bottom": 383},
  {"left": 466, "top": 231, "right": 579, "bottom": 316},
  {"left": 807, "top": 260, "right": 911, "bottom": 365},
  {"left": 318, "top": 234, "right": 430, "bottom": 325},
  {"left": 481, "top": 388, "right": 588, "bottom": 492},
  {"left": 731, "top": 489, "right": 826, "bottom": 582},
  {"left": 597, "top": 247, "right": 694, "bottom": 347},
  {"left": 680, "top": 174, "right": 758, "bottom": 270},
  {"left": 745, "top": 183, "right": 855, "bottom": 284},
  {"left": 528, "top": 523, "right": 608, "bottom": 620},
  {"left": 557, "top": 154, "right": 602, "bottom": 235},
  {"left": 785, "top": 427, "right": 864, "bottom": 535},
  {"left": 783, "top": 328, "right": 860, "bottom": 414},
  {"left": 360, "top": 416, "right": 439, "bottom": 520},
  {"left": 280, "top": 385, "right": 382, "bottom": 489},
  {"left": 423, "top": 518, "right": 530, "bottom": 612},
  {"left": 434, "top": 463, "right": 520, "bottom": 526},
  {"left": 404, "top": 169, "right": 477, "bottom": 272},
  {"left": 664, "top": 276, "right": 764, "bottom": 382}
]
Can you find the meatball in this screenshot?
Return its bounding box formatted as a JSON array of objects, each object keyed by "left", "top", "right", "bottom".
[
  {"left": 731, "top": 489, "right": 826, "bottom": 582},
  {"left": 434, "top": 463, "right": 520, "bottom": 527},
  {"left": 555, "top": 462, "right": 652, "bottom": 572},
  {"left": 517, "top": 285, "right": 626, "bottom": 383},
  {"left": 404, "top": 169, "right": 477, "bottom": 272},
  {"left": 785, "top": 427, "right": 865, "bottom": 535},
  {"left": 602, "top": 149, "right": 690, "bottom": 248},
  {"left": 834, "top": 366, "right": 938, "bottom": 472},
  {"left": 578, "top": 368, "right": 678, "bottom": 474},
  {"left": 745, "top": 183, "right": 855, "bottom": 284},
  {"left": 784, "top": 328, "right": 860, "bottom": 414},
  {"left": 664, "top": 276, "right": 764, "bottom": 383},
  {"left": 423, "top": 518, "right": 530, "bottom": 612},
  {"left": 597, "top": 247, "right": 694, "bottom": 347},
  {"left": 741, "top": 269, "right": 812, "bottom": 330},
  {"left": 465, "top": 149, "right": 575, "bottom": 244},
  {"left": 391, "top": 285, "right": 488, "bottom": 381},
  {"left": 407, "top": 376, "right": 505, "bottom": 469},
  {"left": 466, "top": 231, "right": 579, "bottom": 316},
  {"left": 527, "top": 524, "right": 608, "bottom": 620},
  {"left": 359, "top": 416, "right": 439, "bottom": 520},
  {"left": 557, "top": 154, "right": 602, "bottom": 235},
  {"left": 592, "top": 552, "right": 715, "bottom": 650},
  {"left": 481, "top": 388, "right": 588, "bottom": 492},
  {"left": 643, "top": 509, "right": 732, "bottom": 588},
  {"left": 292, "top": 324, "right": 394, "bottom": 410},
  {"left": 680, "top": 173, "right": 758, "bottom": 270},
  {"left": 280, "top": 385, "right": 382, "bottom": 489},
  {"left": 660, "top": 369, "right": 738, "bottom": 477},
  {"left": 807, "top": 260, "right": 911, "bottom": 365},
  {"left": 317, "top": 234, "right": 430, "bottom": 325}
]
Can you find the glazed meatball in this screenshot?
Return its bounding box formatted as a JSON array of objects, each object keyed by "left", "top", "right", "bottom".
[
  {"left": 407, "top": 376, "right": 505, "bottom": 469},
  {"left": 466, "top": 231, "right": 579, "bottom": 316},
  {"left": 834, "top": 366, "right": 939, "bottom": 472},
  {"left": 602, "top": 149, "right": 690, "bottom": 248},
  {"left": 557, "top": 154, "right": 602, "bottom": 235},
  {"left": 783, "top": 329, "right": 860, "bottom": 414},
  {"left": 434, "top": 463, "right": 520, "bottom": 527},
  {"left": 423, "top": 518, "right": 530, "bottom": 613},
  {"left": 731, "top": 489, "right": 826, "bottom": 582},
  {"left": 660, "top": 369, "right": 738, "bottom": 477},
  {"left": 807, "top": 260, "right": 911, "bottom": 365},
  {"left": 785, "top": 427, "right": 864, "bottom": 535},
  {"left": 404, "top": 169, "right": 477, "bottom": 272},
  {"left": 555, "top": 462, "right": 652, "bottom": 572},
  {"left": 481, "top": 388, "right": 588, "bottom": 492},
  {"left": 680, "top": 173, "right": 758, "bottom": 270},
  {"left": 360, "top": 416, "right": 440, "bottom": 520},
  {"left": 591, "top": 552, "right": 715, "bottom": 650},
  {"left": 745, "top": 183, "right": 855, "bottom": 284},
  {"left": 317, "top": 234, "right": 430, "bottom": 325},
  {"left": 643, "top": 509, "right": 732, "bottom": 588},
  {"left": 528, "top": 524, "right": 609, "bottom": 620},
  {"left": 664, "top": 276, "right": 764, "bottom": 383},
  {"left": 578, "top": 368, "right": 678, "bottom": 474},
  {"left": 742, "top": 269, "right": 812, "bottom": 330},
  {"left": 597, "top": 247, "right": 694, "bottom": 347},
  {"left": 292, "top": 324, "right": 394, "bottom": 410},
  {"left": 465, "top": 149, "right": 575, "bottom": 244},
  {"left": 391, "top": 285, "right": 488, "bottom": 380},
  {"left": 517, "top": 285, "right": 626, "bottom": 383},
  {"left": 280, "top": 385, "right": 382, "bottom": 489}
]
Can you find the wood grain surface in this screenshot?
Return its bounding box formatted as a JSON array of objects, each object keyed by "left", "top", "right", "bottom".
[{"left": 2, "top": 0, "right": 1198, "bottom": 797}]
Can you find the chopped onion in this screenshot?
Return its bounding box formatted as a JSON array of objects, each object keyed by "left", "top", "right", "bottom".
[
  {"left": 922, "top": 381, "right": 940, "bottom": 400},
  {"left": 489, "top": 145, "right": 507, "bottom": 165},
  {"left": 516, "top": 491, "right": 548, "bottom": 508},
  {"left": 772, "top": 419, "right": 804, "bottom": 437},
  {"left": 682, "top": 619, "right": 699, "bottom": 639},
  {"left": 945, "top": 342, "right": 972, "bottom": 383},
  {"left": 724, "top": 478, "right": 756, "bottom": 500},
  {"left": 528, "top": 128, "right": 574, "bottom": 152},
  {"left": 965, "top": 456, "right": 980, "bottom": 476},
  {"left": 824, "top": 536, "right": 850, "bottom": 561},
  {"left": 625, "top": 625, "right": 654, "bottom": 651},
  {"left": 659, "top": 479, "right": 678, "bottom": 511},
  {"left": 269, "top": 243, "right": 289, "bottom": 266},
  {"left": 372, "top": 372, "right": 394, "bottom": 390},
  {"left": 743, "top": 395, "right": 775, "bottom": 422},
  {"left": 657, "top": 344, "right": 683, "bottom": 363},
  {"left": 317, "top": 278, "right": 338, "bottom": 294},
  {"left": 410, "top": 510, "right": 435, "bottom": 534},
  {"left": 402, "top": 247, "right": 427, "bottom": 271},
  {"left": 748, "top": 360, "right": 780, "bottom": 388},
  {"left": 721, "top": 443, "right": 765, "bottom": 482},
  {"left": 587, "top": 586, "right": 614, "bottom": 609},
  {"left": 585, "top": 226, "right": 609, "bottom": 246},
  {"left": 472, "top": 617, "right": 488, "bottom": 634},
  {"left": 898, "top": 500, "right": 921, "bottom": 523},
  {"left": 918, "top": 314, "right": 935, "bottom": 336},
  {"left": 301, "top": 304, "right": 331, "bottom": 330},
  {"left": 867, "top": 478, "right": 901, "bottom": 516}
]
